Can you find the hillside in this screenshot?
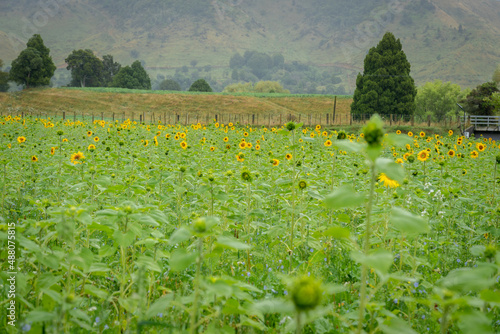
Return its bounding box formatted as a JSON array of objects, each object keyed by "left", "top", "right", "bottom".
[
  {"left": 0, "top": 88, "right": 352, "bottom": 124},
  {"left": 1, "top": 0, "right": 499, "bottom": 92}
]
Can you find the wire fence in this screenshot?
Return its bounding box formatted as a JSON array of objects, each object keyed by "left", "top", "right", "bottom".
[{"left": 1, "top": 109, "right": 461, "bottom": 128}]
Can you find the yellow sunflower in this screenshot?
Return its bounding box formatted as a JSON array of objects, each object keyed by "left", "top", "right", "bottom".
[
  {"left": 17, "top": 136, "right": 26, "bottom": 143},
  {"left": 378, "top": 173, "right": 400, "bottom": 188},
  {"left": 417, "top": 150, "right": 429, "bottom": 162},
  {"left": 180, "top": 141, "right": 188, "bottom": 150},
  {"left": 239, "top": 142, "right": 246, "bottom": 149},
  {"left": 324, "top": 140, "right": 332, "bottom": 147},
  {"left": 88, "top": 144, "right": 96, "bottom": 151},
  {"left": 223, "top": 137, "right": 229, "bottom": 142},
  {"left": 50, "top": 147, "right": 56, "bottom": 155},
  {"left": 87, "top": 131, "right": 92, "bottom": 137},
  {"left": 94, "top": 136, "right": 99, "bottom": 142},
  {"left": 447, "top": 150, "right": 455, "bottom": 157},
  {"left": 31, "top": 155, "right": 38, "bottom": 162},
  {"left": 272, "top": 159, "right": 280, "bottom": 166},
  {"left": 470, "top": 150, "right": 478, "bottom": 158},
  {"left": 70, "top": 151, "right": 85, "bottom": 164},
  {"left": 286, "top": 153, "right": 292, "bottom": 160}
]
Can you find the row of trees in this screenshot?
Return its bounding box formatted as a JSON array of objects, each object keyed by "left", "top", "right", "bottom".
[{"left": 65, "top": 49, "right": 151, "bottom": 90}]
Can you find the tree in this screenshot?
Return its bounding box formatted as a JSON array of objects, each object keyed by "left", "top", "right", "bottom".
[
  {"left": 65, "top": 49, "right": 104, "bottom": 87},
  {"left": 247, "top": 52, "right": 273, "bottom": 79},
  {"left": 415, "top": 80, "right": 467, "bottom": 120},
  {"left": 0, "top": 59, "right": 9, "bottom": 92},
  {"left": 111, "top": 60, "right": 151, "bottom": 90},
  {"left": 460, "top": 82, "right": 499, "bottom": 116},
  {"left": 493, "top": 64, "right": 500, "bottom": 85},
  {"left": 351, "top": 32, "right": 417, "bottom": 117},
  {"left": 159, "top": 79, "right": 181, "bottom": 91},
  {"left": 189, "top": 78, "right": 212, "bottom": 92},
  {"left": 101, "top": 55, "right": 121, "bottom": 87},
  {"left": 229, "top": 53, "right": 245, "bottom": 69},
  {"left": 10, "top": 34, "right": 56, "bottom": 88}
]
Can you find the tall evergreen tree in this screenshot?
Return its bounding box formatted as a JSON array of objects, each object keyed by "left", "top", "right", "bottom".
[
  {"left": 351, "top": 32, "right": 417, "bottom": 118},
  {"left": 10, "top": 34, "right": 56, "bottom": 88}
]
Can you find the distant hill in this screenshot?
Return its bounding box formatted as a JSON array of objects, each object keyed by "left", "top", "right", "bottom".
[{"left": 1, "top": 0, "right": 499, "bottom": 92}]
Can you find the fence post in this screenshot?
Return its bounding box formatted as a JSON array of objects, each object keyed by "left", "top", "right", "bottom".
[
  {"left": 63, "top": 111, "right": 66, "bottom": 120},
  {"left": 350, "top": 114, "right": 352, "bottom": 125},
  {"left": 427, "top": 115, "right": 431, "bottom": 127},
  {"left": 326, "top": 113, "right": 329, "bottom": 125},
  {"left": 140, "top": 114, "right": 142, "bottom": 122},
  {"left": 333, "top": 96, "right": 337, "bottom": 124},
  {"left": 411, "top": 115, "right": 414, "bottom": 126},
  {"left": 92, "top": 113, "right": 94, "bottom": 123},
  {"left": 112, "top": 112, "right": 115, "bottom": 122},
  {"left": 390, "top": 114, "right": 393, "bottom": 126}
]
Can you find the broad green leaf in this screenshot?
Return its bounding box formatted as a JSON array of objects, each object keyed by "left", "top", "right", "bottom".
[
  {"left": 336, "top": 140, "right": 363, "bottom": 152},
  {"left": 376, "top": 158, "right": 404, "bottom": 183},
  {"left": 480, "top": 289, "right": 500, "bottom": 303},
  {"left": 88, "top": 262, "right": 111, "bottom": 273},
  {"left": 169, "top": 227, "right": 191, "bottom": 245},
  {"left": 136, "top": 255, "right": 162, "bottom": 273},
  {"left": 113, "top": 229, "right": 136, "bottom": 247},
  {"left": 390, "top": 207, "right": 429, "bottom": 235},
  {"left": 240, "top": 315, "right": 266, "bottom": 330},
  {"left": 169, "top": 249, "right": 197, "bottom": 272},
  {"left": 457, "top": 310, "right": 494, "bottom": 334},
  {"left": 216, "top": 236, "right": 251, "bottom": 250},
  {"left": 385, "top": 133, "right": 413, "bottom": 147},
  {"left": 438, "top": 264, "right": 497, "bottom": 293},
  {"left": 250, "top": 299, "right": 294, "bottom": 314},
  {"left": 323, "top": 226, "right": 350, "bottom": 239},
  {"left": 323, "top": 186, "right": 365, "bottom": 210},
  {"left": 379, "top": 316, "right": 418, "bottom": 334},
  {"left": 145, "top": 295, "right": 173, "bottom": 319},
  {"left": 84, "top": 285, "right": 109, "bottom": 300},
  {"left": 351, "top": 249, "right": 393, "bottom": 277},
  {"left": 25, "top": 310, "right": 57, "bottom": 323},
  {"left": 36, "top": 274, "right": 62, "bottom": 291}
]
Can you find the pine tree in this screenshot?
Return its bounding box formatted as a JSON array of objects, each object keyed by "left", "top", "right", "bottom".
[
  {"left": 351, "top": 32, "right": 417, "bottom": 118},
  {"left": 10, "top": 34, "right": 56, "bottom": 88}
]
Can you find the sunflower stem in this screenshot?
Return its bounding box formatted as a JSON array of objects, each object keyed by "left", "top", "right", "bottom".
[{"left": 357, "top": 162, "right": 376, "bottom": 334}]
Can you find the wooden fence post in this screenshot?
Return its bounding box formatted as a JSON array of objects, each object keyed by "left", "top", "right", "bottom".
[
  {"left": 63, "top": 111, "right": 66, "bottom": 120},
  {"left": 427, "top": 115, "right": 431, "bottom": 127},
  {"left": 333, "top": 96, "right": 337, "bottom": 124},
  {"left": 112, "top": 112, "right": 115, "bottom": 122},
  {"left": 350, "top": 114, "right": 352, "bottom": 125},
  {"left": 92, "top": 113, "right": 94, "bottom": 123}
]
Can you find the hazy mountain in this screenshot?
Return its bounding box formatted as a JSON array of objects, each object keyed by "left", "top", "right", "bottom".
[{"left": 1, "top": 0, "right": 499, "bottom": 92}]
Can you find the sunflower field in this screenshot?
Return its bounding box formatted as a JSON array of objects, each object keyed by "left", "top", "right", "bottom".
[{"left": 0, "top": 114, "right": 499, "bottom": 333}]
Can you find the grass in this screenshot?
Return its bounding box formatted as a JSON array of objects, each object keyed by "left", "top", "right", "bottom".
[{"left": 0, "top": 88, "right": 353, "bottom": 125}]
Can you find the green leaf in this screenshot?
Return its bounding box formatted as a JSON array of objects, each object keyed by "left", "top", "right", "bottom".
[
  {"left": 145, "top": 295, "right": 173, "bottom": 319},
  {"left": 136, "top": 255, "right": 162, "bottom": 273},
  {"left": 376, "top": 158, "right": 404, "bottom": 183},
  {"left": 323, "top": 186, "right": 365, "bottom": 210},
  {"left": 438, "top": 264, "right": 497, "bottom": 293},
  {"left": 84, "top": 285, "right": 109, "bottom": 300},
  {"left": 250, "top": 299, "right": 294, "bottom": 314},
  {"left": 113, "top": 229, "right": 136, "bottom": 247},
  {"left": 457, "top": 310, "right": 494, "bottom": 334},
  {"left": 379, "top": 316, "right": 418, "bottom": 334},
  {"left": 480, "top": 289, "right": 500, "bottom": 303},
  {"left": 169, "top": 227, "right": 191, "bottom": 245},
  {"left": 169, "top": 249, "right": 197, "bottom": 272},
  {"left": 390, "top": 207, "right": 429, "bottom": 235},
  {"left": 385, "top": 133, "right": 413, "bottom": 147},
  {"left": 216, "top": 236, "right": 251, "bottom": 250},
  {"left": 351, "top": 249, "right": 393, "bottom": 277},
  {"left": 323, "top": 226, "right": 350, "bottom": 239},
  {"left": 88, "top": 262, "right": 111, "bottom": 273},
  {"left": 25, "top": 310, "right": 57, "bottom": 323},
  {"left": 336, "top": 140, "right": 363, "bottom": 152}
]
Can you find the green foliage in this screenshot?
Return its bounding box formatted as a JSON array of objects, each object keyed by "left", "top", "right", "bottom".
[
  {"left": 415, "top": 80, "right": 468, "bottom": 120},
  {"left": 0, "top": 59, "right": 9, "bottom": 92},
  {"left": 460, "top": 82, "right": 499, "bottom": 115},
  {"left": 9, "top": 34, "right": 56, "bottom": 88},
  {"left": 101, "top": 55, "right": 121, "bottom": 87},
  {"left": 158, "top": 79, "right": 181, "bottom": 91},
  {"left": 188, "top": 78, "right": 212, "bottom": 92},
  {"left": 351, "top": 32, "right": 417, "bottom": 117},
  {"left": 66, "top": 49, "right": 104, "bottom": 88},
  {"left": 493, "top": 65, "right": 500, "bottom": 84},
  {"left": 223, "top": 81, "right": 290, "bottom": 94},
  {"left": 111, "top": 61, "right": 151, "bottom": 90}
]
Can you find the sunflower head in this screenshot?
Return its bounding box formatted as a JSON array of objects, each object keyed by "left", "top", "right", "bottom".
[
  {"left": 417, "top": 150, "right": 429, "bottom": 162},
  {"left": 272, "top": 159, "right": 279, "bottom": 166},
  {"left": 241, "top": 170, "right": 252, "bottom": 182},
  {"left": 291, "top": 276, "right": 322, "bottom": 312},
  {"left": 31, "top": 155, "right": 38, "bottom": 162},
  {"left": 324, "top": 140, "right": 332, "bottom": 147},
  {"left": 337, "top": 130, "right": 347, "bottom": 140},
  {"left": 298, "top": 180, "right": 307, "bottom": 190},
  {"left": 286, "top": 153, "right": 292, "bottom": 160},
  {"left": 362, "top": 115, "right": 384, "bottom": 147},
  {"left": 285, "top": 122, "right": 297, "bottom": 131}
]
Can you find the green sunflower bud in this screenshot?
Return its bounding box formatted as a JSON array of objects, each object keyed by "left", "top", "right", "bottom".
[
  {"left": 362, "top": 115, "right": 384, "bottom": 147},
  {"left": 291, "top": 276, "right": 322, "bottom": 311}
]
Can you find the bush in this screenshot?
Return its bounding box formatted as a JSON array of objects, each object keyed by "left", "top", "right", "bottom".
[
  {"left": 159, "top": 79, "right": 181, "bottom": 91},
  {"left": 188, "top": 79, "right": 212, "bottom": 92}
]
